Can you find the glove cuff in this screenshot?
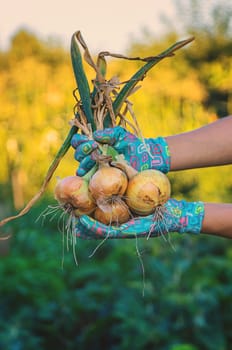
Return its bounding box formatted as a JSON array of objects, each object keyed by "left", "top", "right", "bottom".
[{"left": 147, "top": 137, "right": 171, "bottom": 173}]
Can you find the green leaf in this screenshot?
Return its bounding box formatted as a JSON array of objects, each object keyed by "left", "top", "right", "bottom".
[{"left": 70, "top": 31, "right": 95, "bottom": 130}]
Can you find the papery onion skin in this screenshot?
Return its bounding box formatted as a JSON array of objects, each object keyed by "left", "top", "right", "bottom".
[
  {"left": 89, "top": 166, "right": 128, "bottom": 201},
  {"left": 94, "top": 201, "right": 130, "bottom": 225},
  {"left": 125, "top": 169, "right": 171, "bottom": 215},
  {"left": 54, "top": 176, "right": 96, "bottom": 215}
]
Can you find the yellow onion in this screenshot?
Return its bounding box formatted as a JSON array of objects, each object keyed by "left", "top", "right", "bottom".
[
  {"left": 126, "top": 169, "right": 171, "bottom": 215},
  {"left": 54, "top": 175, "right": 96, "bottom": 215},
  {"left": 111, "top": 158, "right": 171, "bottom": 216},
  {"left": 94, "top": 199, "right": 130, "bottom": 225},
  {"left": 88, "top": 163, "right": 128, "bottom": 202}
]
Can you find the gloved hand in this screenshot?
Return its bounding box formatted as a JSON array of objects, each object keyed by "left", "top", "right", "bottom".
[
  {"left": 75, "top": 199, "right": 205, "bottom": 239},
  {"left": 71, "top": 126, "right": 170, "bottom": 176}
]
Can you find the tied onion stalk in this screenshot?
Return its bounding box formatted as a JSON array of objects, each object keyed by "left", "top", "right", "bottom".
[
  {"left": 0, "top": 31, "right": 194, "bottom": 245},
  {"left": 54, "top": 30, "right": 191, "bottom": 229}
]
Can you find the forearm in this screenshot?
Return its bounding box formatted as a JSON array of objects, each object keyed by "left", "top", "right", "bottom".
[
  {"left": 165, "top": 115, "right": 232, "bottom": 170},
  {"left": 201, "top": 203, "right": 232, "bottom": 238}
]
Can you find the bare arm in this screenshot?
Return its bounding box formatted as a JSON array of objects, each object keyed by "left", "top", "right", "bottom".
[
  {"left": 166, "top": 115, "right": 232, "bottom": 170},
  {"left": 201, "top": 203, "right": 232, "bottom": 239}
]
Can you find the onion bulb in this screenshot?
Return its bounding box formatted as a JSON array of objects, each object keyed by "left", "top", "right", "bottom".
[
  {"left": 94, "top": 200, "right": 130, "bottom": 225},
  {"left": 54, "top": 175, "right": 96, "bottom": 215},
  {"left": 125, "top": 169, "right": 171, "bottom": 215},
  {"left": 88, "top": 164, "right": 128, "bottom": 202}
]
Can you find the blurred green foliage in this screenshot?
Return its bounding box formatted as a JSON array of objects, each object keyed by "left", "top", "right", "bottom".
[
  {"left": 0, "top": 1, "right": 232, "bottom": 349},
  {"left": 0, "top": 200, "right": 231, "bottom": 349}
]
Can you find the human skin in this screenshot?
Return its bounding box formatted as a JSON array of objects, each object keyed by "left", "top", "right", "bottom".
[
  {"left": 166, "top": 115, "right": 232, "bottom": 170},
  {"left": 201, "top": 203, "right": 232, "bottom": 239}
]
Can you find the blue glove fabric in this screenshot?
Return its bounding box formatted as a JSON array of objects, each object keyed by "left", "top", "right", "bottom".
[
  {"left": 71, "top": 133, "right": 99, "bottom": 176},
  {"left": 71, "top": 126, "right": 170, "bottom": 176},
  {"left": 75, "top": 199, "right": 205, "bottom": 239}
]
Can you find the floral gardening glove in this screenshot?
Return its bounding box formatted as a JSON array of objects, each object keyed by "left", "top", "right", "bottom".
[
  {"left": 75, "top": 199, "right": 205, "bottom": 239},
  {"left": 71, "top": 126, "right": 170, "bottom": 176}
]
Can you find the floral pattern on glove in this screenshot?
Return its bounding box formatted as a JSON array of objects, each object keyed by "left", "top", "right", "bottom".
[
  {"left": 71, "top": 126, "right": 170, "bottom": 175},
  {"left": 94, "top": 126, "right": 170, "bottom": 173}
]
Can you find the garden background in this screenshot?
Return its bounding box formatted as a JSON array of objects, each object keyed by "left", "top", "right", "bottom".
[{"left": 0, "top": 1, "right": 232, "bottom": 349}]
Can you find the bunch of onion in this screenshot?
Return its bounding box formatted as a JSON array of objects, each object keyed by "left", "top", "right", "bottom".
[{"left": 54, "top": 151, "right": 171, "bottom": 226}]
